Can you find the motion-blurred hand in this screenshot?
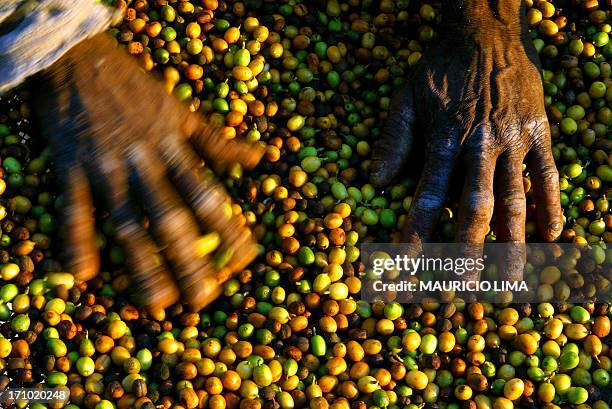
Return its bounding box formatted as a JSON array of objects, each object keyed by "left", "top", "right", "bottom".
[
  {"left": 33, "top": 33, "right": 264, "bottom": 313},
  {"left": 370, "top": 1, "right": 562, "bottom": 280}
]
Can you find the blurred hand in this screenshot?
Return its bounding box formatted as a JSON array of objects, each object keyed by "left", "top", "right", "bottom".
[
  {"left": 33, "top": 33, "right": 264, "bottom": 313},
  {"left": 370, "top": 2, "right": 562, "bottom": 279}
]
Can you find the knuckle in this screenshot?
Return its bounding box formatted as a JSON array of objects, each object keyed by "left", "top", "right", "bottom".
[
  {"left": 429, "top": 138, "right": 460, "bottom": 161},
  {"left": 412, "top": 190, "right": 445, "bottom": 215},
  {"left": 525, "top": 116, "right": 550, "bottom": 140},
  {"left": 170, "top": 207, "right": 196, "bottom": 225},
  {"left": 465, "top": 124, "right": 492, "bottom": 145},
  {"left": 538, "top": 164, "right": 560, "bottom": 185},
  {"left": 383, "top": 118, "right": 413, "bottom": 141},
  {"left": 544, "top": 204, "right": 563, "bottom": 221},
  {"left": 372, "top": 138, "right": 392, "bottom": 158},
  {"left": 95, "top": 157, "right": 125, "bottom": 179},
  {"left": 114, "top": 220, "right": 143, "bottom": 242},
  {"left": 463, "top": 145, "right": 494, "bottom": 163},
  {"left": 465, "top": 192, "right": 494, "bottom": 216},
  {"left": 388, "top": 93, "right": 415, "bottom": 125},
  {"left": 495, "top": 121, "right": 522, "bottom": 142},
  {"left": 503, "top": 194, "right": 526, "bottom": 219}
]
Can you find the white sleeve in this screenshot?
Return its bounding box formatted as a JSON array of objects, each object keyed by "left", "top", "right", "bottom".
[
  {"left": 0, "top": 0, "right": 30, "bottom": 24},
  {"left": 0, "top": 0, "right": 124, "bottom": 95}
]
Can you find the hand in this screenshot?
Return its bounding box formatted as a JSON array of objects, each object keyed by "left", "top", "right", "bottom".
[
  {"left": 370, "top": 1, "right": 562, "bottom": 278},
  {"left": 32, "top": 33, "right": 264, "bottom": 313}
]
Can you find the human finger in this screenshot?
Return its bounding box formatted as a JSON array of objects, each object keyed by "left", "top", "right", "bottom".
[
  {"left": 158, "top": 138, "right": 259, "bottom": 275},
  {"left": 455, "top": 148, "right": 497, "bottom": 283},
  {"left": 402, "top": 136, "right": 460, "bottom": 245},
  {"left": 59, "top": 164, "right": 100, "bottom": 282},
  {"left": 87, "top": 148, "right": 180, "bottom": 314},
  {"left": 494, "top": 152, "right": 527, "bottom": 243},
  {"left": 494, "top": 152, "right": 527, "bottom": 283},
  {"left": 370, "top": 85, "right": 415, "bottom": 188},
  {"left": 189, "top": 120, "right": 265, "bottom": 170},
  {"left": 127, "top": 142, "right": 218, "bottom": 311},
  {"left": 456, "top": 150, "right": 497, "bottom": 243},
  {"left": 528, "top": 132, "right": 563, "bottom": 242}
]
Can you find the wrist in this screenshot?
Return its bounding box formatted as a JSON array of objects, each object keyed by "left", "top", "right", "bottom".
[{"left": 439, "top": 0, "right": 525, "bottom": 45}]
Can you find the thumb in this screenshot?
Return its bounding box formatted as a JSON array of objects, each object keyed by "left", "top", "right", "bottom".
[
  {"left": 370, "top": 85, "right": 415, "bottom": 188},
  {"left": 189, "top": 118, "right": 265, "bottom": 170}
]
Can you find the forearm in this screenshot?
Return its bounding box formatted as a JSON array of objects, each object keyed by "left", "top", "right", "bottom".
[
  {"left": 0, "top": 0, "right": 123, "bottom": 95},
  {"left": 439, "top": 0, "right": 525, "bottom": 43}
]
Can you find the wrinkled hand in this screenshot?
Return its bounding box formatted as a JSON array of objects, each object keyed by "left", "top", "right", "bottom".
[
  {"left": 32, "top": 33, "right": 264, "bottom": 312},
  {"left": 370, "top": 2, "right": 562, "bottom": 278}
]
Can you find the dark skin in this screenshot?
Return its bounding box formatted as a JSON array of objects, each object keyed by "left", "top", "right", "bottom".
[
  {"left": 32, "top": 33, "right": 264, "bottom": 314},
  {"left": 371, "top": 0, "right": 563, "bottom": 279},
  {"left": 33, "top": 0, "right": 562, "bottom": 310}
]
